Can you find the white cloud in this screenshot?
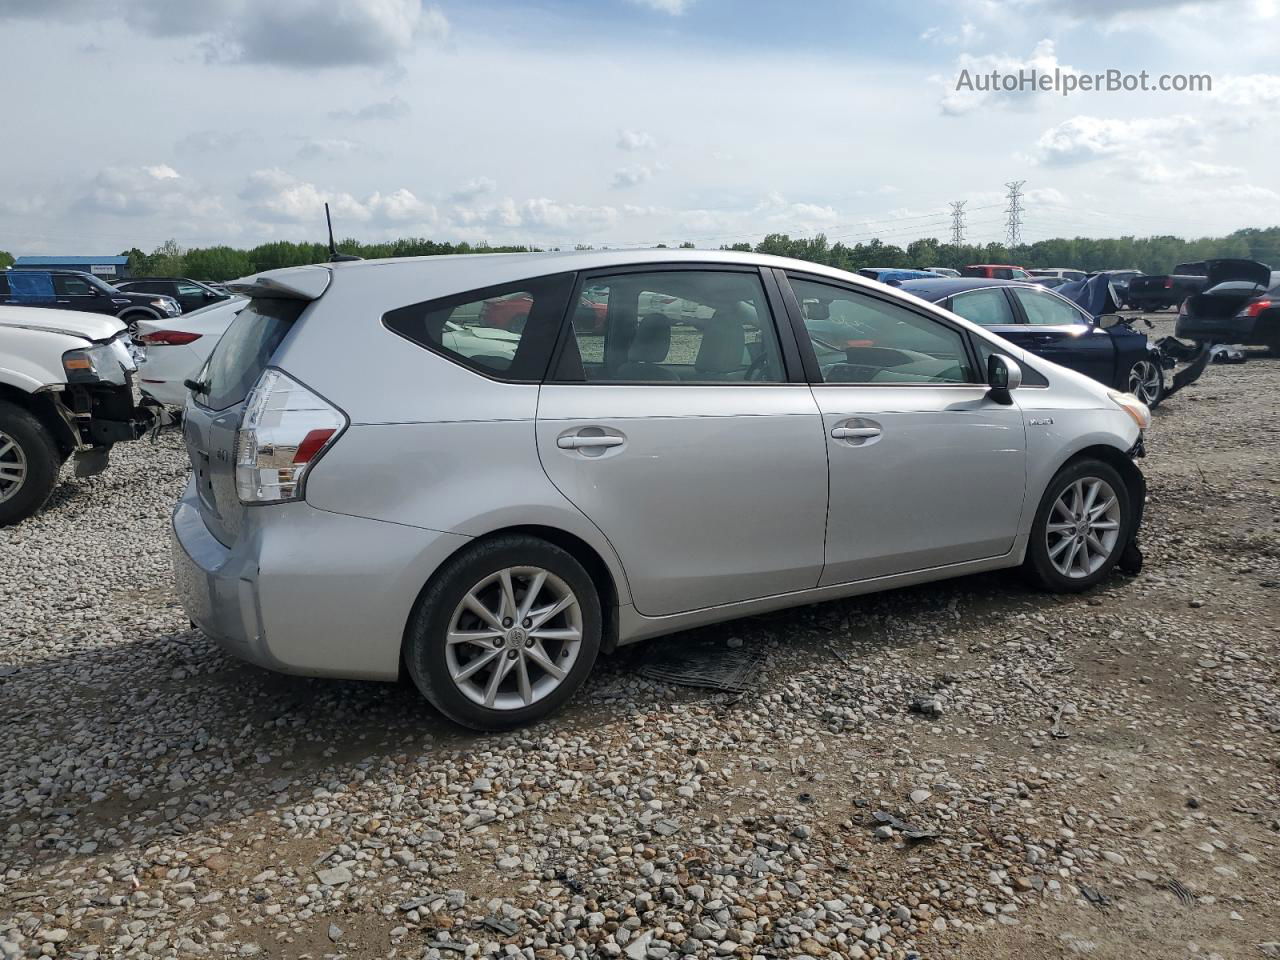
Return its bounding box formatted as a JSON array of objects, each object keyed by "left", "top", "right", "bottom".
[
  {"left": 617, "top": 129, "right": 657, "bottom": 151},
  {"left": 1033, "top": 114, "right": 1205, "bottom": 164},
  {"left": 0, "top": 0, "right": 448, "bottom": 69},
  {"left": 1133, "top": 159, "right": 1245, "bottom": 184},
  {"left": 628, "top": 0, "right": 695, "bottom": 14},
  {"left": 938, "top": 39, "right": 1076, "bottom": 115},
  {"left": 296, "top": 138, "right": 361, "bottom": 161},
  {"left": 611, "top": 164, "right": 655, "bottom": 189},
  {"left": 1211, "top": 73, "right": 1280, "bottom": 108},
  {"left": 921, "top": 21, "right": 983, "bottom": 45},
  {"left": 175, "top": 129, "right": 247, "bottom": 155},
  {"left": 450, "top": 197, "right": 620, "bottom": 237},
  {"left": 239, "top": 169, "right": 435, "bottom": 227},
  {"left": 327, "top": 96, "right": 411, "bottom": 122},
  {"left": 451, "top": 177, "right": 497, "bottom": 201},
  {"left": 75, "top": 165, "right": 222, "bottom": 219}
]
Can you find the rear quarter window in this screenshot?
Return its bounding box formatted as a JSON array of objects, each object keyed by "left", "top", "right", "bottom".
[
  {"left": 382, "top": 273, "right": 573, "bottom": 381},
  {"left": 198, "top": 299, "right": 303, "bottom": 410}
]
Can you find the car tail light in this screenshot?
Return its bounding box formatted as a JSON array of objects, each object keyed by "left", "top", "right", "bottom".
[
  {"left": 137, "top": 330, "right": 203, "bottom": 346},
  {"left": 1241, "top": 299, "right": 1272, "bottom": 317},
  {"left": 235, "top": 369, "right": 346, "bottom": 504}
]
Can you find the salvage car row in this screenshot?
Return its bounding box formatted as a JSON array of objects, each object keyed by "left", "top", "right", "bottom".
[{"left": 1, "top": 250, "right": 1277, "bottom": 730}]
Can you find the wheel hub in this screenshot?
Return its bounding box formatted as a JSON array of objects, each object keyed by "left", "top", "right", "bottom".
[
  {"left": 1046, "top": 477, "right": 1123, "bottom": 580},
  {"left": 445, "top": 566, "right": 583, "bottom": 711}
]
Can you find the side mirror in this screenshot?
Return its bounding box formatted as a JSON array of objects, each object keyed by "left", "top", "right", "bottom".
[
  {"left": 987, "top": 353, "right": 1022, "bottom": 404},
  {"left": 1097, "top": 314, "right": 1122, "bottom": 329}
]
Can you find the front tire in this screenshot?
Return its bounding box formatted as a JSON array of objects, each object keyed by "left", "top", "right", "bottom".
[
  {"left": 0, "top": 401, "right": 61, "bottom": 527},
  {"left": 404, "top": 535, "right": 602, "bottom": 730},
  {"left": 1127, "top": 357, "right": 1164, "bottom": 408},
  {"left": 1023, "top": 459, "right": 1135, "bottom": 593}
]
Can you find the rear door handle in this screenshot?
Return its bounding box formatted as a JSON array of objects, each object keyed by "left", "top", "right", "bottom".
[
  {"left": 830, "top": 426, "right": 881, "bottom": 440},
  {"left": 557, "top": 435, "right": 625, "bottom": 450}
]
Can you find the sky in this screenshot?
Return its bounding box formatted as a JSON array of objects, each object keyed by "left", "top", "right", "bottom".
[{"left": 0, "top": 0, "right": 1278, "bottom": 255}]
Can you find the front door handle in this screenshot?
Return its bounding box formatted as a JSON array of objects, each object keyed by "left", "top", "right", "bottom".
[
  {"left": 830, "top": 426, "right": 881, "bottom": 440},
  {"left": 557, "top": 435, "right": 625, "bottom": 450}
]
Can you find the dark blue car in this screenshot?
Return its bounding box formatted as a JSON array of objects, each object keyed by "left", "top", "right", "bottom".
[{"left": 897, "top": 277, "right": 1165, "bottom": 407}]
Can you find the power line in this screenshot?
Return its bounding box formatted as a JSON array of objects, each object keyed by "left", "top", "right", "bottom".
[
  {"left": 1004, "top": 181, "right": 1026, "bottom": 248},
  {"left": 949, "top": 201, "right": 967, "bottom": 244}
]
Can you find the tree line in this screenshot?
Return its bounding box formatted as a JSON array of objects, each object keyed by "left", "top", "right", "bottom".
[{"left": 6, "top": 226, "right": 1278, "bottom": 282}]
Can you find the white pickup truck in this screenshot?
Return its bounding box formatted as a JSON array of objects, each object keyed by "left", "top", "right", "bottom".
[{"left": 0, "top": 304, "right": 155, "bottom": 525}]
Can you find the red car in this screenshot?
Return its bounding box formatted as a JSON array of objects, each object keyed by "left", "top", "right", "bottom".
[
  {"left": 480, "top": 292, "right": 607, "bottom": 333},
  {"left": 961, "top": 264, "right": 1033, "bottom": 280}
]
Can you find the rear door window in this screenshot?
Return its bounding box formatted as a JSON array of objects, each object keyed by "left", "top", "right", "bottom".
[
  {"left": 382, "top": 273, "right": 573, "bottom": 381},
  {"left": 198, "top": 299, "right": 303, "bottom": 410},
  {"left": 552, "top": 269, "right": 784, "bottom": 383},
  {"left": 1012, "top": 288, "right": 1090, "bottom": 326},
  {"left": 949, "top": 289, "right": 1017, "bottom": 326}
]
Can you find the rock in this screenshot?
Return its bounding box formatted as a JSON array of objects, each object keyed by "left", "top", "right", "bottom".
[
  {"left": 910, "top": 789, "right": 932, "bottom": 804},
  {"left": 328, "top": 923, "right": 343, "bottom": 942},
  {"left": 315, "top": 866, "right": 353, "bottom": 886}
]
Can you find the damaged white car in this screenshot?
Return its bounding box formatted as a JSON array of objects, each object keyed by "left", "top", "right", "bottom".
[{"left": 0, "top": 305, "right": 155, "bottom": 525}]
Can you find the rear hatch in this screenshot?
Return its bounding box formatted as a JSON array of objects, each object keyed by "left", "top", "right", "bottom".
[
  {"left": 181, "top": 268, "right": 329, "bottom": 546},
  {"left": 1205, "top": 258, "right": 1271, "bottom": 288},
  {"left": 1185, "top": 260, "right": 1273, "bottom": 320}
]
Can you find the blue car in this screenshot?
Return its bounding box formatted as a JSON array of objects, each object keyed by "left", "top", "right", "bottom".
[
  {"left": 856, "top": 268, "right": 942, "bottom": 285},
  {"left": 896, "top": 277, "right": 1165, "bottom": 407}
]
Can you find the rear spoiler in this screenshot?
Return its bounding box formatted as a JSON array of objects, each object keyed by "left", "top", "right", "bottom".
[{"left": 226, "top": 265, "right": 332, "bottom": 301}]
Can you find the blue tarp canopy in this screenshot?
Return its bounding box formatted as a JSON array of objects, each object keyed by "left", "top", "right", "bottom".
[{"left": 7, "top": 271, "right": 55, "bottom": 302}]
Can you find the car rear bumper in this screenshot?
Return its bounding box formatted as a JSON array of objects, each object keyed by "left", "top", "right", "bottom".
[{"left": 171, "top": 479, "right": 472, "bottom": 680}]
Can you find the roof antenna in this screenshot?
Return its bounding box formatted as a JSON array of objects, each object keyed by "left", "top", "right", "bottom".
[{"left": 325, "top": 202, "right": 362, "bottom": 263}]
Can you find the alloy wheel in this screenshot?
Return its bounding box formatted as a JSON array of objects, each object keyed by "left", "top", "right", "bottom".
[
  {"left": 1046, "top": 477, "right": 1122, "bottom": 579},
  {"left": 1127, "top": 360, "right": 1161, "bottom": 406},
  {"left": 445, "top": 566, "right": 583, "bottom": 710},
  {"left": 0, "top": 431, "right": 28, "bottom": 504}
]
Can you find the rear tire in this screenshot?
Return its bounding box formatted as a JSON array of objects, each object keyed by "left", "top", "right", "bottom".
[
  {"left": 404, "top": 535, "right": 602, "bottom": 730},
  {"left": 0, "top": 400, "right": 61, "bottom": 527},
  {"left": 1023, "top": 458, "right": 1135, "bottom": 593}
]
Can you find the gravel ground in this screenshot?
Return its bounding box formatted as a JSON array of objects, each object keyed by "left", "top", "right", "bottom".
[{"left": 1, "top": 314, "right": 1277, "bottom": 960}]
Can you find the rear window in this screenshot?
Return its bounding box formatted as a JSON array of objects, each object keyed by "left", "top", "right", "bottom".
[
  {"left": 198, "top": 299, "right": 303, "bottom": 410},
  {"left": 382, "top": 273, "right": 573, "bottom": 381}
]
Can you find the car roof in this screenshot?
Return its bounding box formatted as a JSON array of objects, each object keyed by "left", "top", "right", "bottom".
[
  {"left": 896, "top": 276, "right": 1035, "bottom": 300},
  {"left": 241, "top": 248, "right": 943, "bottom": 302}
]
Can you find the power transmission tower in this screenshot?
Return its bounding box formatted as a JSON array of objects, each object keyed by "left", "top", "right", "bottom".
[
  {"left": 1004, "top": 180, "right": 1025, "bottom": 248},
  {"left": 949, "top": 201, "right": 967, "bottom": 244}
]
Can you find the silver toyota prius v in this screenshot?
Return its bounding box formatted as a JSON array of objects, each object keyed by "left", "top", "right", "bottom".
[{"left": 172, "top": 250, "right": 1150, "bottom": 729}]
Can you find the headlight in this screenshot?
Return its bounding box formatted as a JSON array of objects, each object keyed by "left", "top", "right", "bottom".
[
  {"left": 62, "top": 343, "right": 115, "bottom": 383},
  {"left": 1107, "top": 389, "right": 1151, "bottom": 431},
  {"left": 62, "top": 336, "right": 134, "bottom": 385},
  {"left": 152, "top": 297, "right": 181, "bottom": 315}
]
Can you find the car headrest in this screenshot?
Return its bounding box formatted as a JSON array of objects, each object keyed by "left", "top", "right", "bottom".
[{"left": 629, "top": 313, "right": 672, "bottom": 364}]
